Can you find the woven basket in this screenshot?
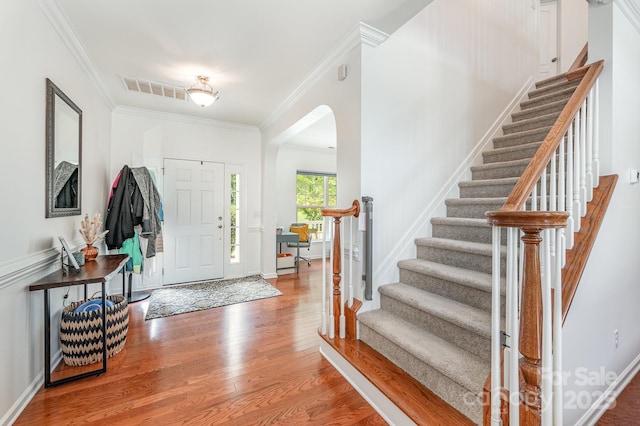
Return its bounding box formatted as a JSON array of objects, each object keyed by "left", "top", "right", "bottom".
[{"left": 60, "top": 294, "right": 129, "bottom": 366}]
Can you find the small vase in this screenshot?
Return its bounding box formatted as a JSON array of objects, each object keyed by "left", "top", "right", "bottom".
[{"left": 81, "top": 244, "right": 99, "bottom": 261}]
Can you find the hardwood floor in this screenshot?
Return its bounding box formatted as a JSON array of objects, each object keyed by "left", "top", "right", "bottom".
[
  {"left": 596, "top": 371, "right": 640, "bottom": 425},
  {"left": 16, "top": 262, "right": 387, "bottom": 425}
]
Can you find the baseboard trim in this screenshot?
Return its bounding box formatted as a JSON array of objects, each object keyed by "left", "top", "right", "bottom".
[
  {"left": 319, "top": 339, "right": 416, "bottom": 426},
  {"left": 368, "top": 76, "right": 536, "bottom": 306},
  {"left": 0, "top": 370, "right": 43, "bottom": 426},
  {"left": 576, "top": 353, "right": 640, "bottom": 425}
]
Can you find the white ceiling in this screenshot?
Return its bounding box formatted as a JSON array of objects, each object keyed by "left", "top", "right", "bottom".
[{"left": 54, "top": 0, "right": 414, "bottom": 129}]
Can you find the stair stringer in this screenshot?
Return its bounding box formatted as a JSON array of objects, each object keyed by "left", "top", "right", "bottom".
[{"left": 360, "top": 76, "right": 535, "bottom": 317}]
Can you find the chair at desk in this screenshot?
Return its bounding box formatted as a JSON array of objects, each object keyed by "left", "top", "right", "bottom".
[{"left": 288, "top": 223, "right": 312, "bottom": 266}]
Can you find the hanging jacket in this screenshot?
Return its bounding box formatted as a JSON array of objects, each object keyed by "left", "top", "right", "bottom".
[
  {"left": 131, "top": 167, "right": 162, "bottom": 257},
  {"left": 105, "top": 165, "right": 135, "bottom": 249}
]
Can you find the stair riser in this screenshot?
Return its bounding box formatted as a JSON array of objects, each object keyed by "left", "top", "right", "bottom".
[
  {"left": 416, "top": 244, "right": 505, "bottom": 275},
  {"left": 503, "top": 114, "right": 559, "bottom": 135},
  {"left": 381, "top": 295, "right": 491, "bottom": 362},
  {"left": 512, "top": 100, "right": 567, "bottom": 122},
  {"left": 398, "top": 267, "right": 495, "bottom": 311},
  {"left": 492, "top": 128, "right": 550, "bottom": 149},
  {"left": 521, "top": 89, "right": 574, "bottom": 110},
  {"left": 359, "top": 325, "right": 484, "bottom": 424},
  {"left": 471, "top": 163, "right": 528, "bottom": 180},
  {"left": 431, "top": 222, "right": 506, "bottom": 245},
  {"left": 445, "top": 200, "right": 507, "bottom": 219},
  {"left": 482, "top": 144, "right": 539, "bottom": 164},
  {"left": 528, "top": 79, "right": 580, "bottom": 99}
]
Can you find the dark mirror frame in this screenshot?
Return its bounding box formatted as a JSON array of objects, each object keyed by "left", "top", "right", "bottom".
[{"left": 45, "top": 78, "right": 82, "bottom": 218}]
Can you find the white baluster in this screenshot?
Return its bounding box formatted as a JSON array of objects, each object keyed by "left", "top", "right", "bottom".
[
  {"left": 348, "top": 216, "right": 353, "bottom": 307},
  {"left": 541, "top": 228, "right": 553, "bottom": 425},
  {"left": 491, "top": 226, "right": 503, "bottom": 426},
  {"left": 594, "top": 79, "right": 600, "bottom": 186},
  {"left": 586, "top": 89, "right": 595, "bottom": 200},
  {"left": 580, "top": 101, "right": 588, "bottom": 213},
  {"left": 328, "top": 219, "right": 335, "bottom": 339},
  {"left": 507, "top": 227, "right": 520, "bottom": 426},
  {"left": 566, "top": 126, "right": 575, "bottom": 247},
  {"left": 541, "top": 165, "right": 547, "bottom": 211},
  {"left": 550, "top": 151, "right": 557, "bottom": 261},
  {"left": 553, "top": 228, "right": 564, "bottom": 426},
  {"left": 321, "top": 216, "right": 327, "bottom": 335},
  {"left": 531, "top": 182, "right": 538, "bottom": 211},
  {"left": 573, "top": 115, "right": 582, "bottom": 231},
  {"left": 558, "top": 138, "right": 567, "bottom": 267}
]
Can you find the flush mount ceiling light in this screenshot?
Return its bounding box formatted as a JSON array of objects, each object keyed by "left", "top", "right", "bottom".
[{"left": 186, "top": 75, "right": 219, "bottom": 107}]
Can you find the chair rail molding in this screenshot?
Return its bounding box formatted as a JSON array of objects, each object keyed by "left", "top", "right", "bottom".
[{"left": 0, "top": 248, "right": 60, "bottom": 290}]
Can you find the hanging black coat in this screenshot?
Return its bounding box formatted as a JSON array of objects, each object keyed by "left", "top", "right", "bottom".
[{"left": 105, "top": 165, "right": 135, "bottom": 249}]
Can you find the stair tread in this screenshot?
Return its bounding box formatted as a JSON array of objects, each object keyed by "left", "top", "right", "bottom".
[
  {"left": 359, "top": 309, "right": 489, "bottom": 392},
  {"left": 459, "top": 177, "right": 520, "bottom": 187},
  {"left": 483, "top": 140, "right": 542, "bottom": 156},
  {"left": 397, "top": 258, "right": 506, "bottom": 294},
  {"left": 445, "top": 197, "right": 507, "bottom": 205},
  {"left": 503, "top": 111, "right": 560, "bottom": 129},
  {"left": 493, "top": 126, "right": 551, "bottom": 143},
  {"left": 380, "top": 283, "right": 493, "bottom": 337},
  {"left": 535, "top": 74, "right": 568, "bottom": 88},
  {"left": 470, "top": 158, "right": 530, "bottom": 171},
  {"left": 520, "top": 87, "right": 576, "bottom": 108},
  {"left": 512, "top": 99, "right": 568, "bottom": 121},
  {"left": 528, "top": 78, "right": 580, "bottom": 98},
  {"left": 430, "top": 217, "right": 489, "bottom": 227}
]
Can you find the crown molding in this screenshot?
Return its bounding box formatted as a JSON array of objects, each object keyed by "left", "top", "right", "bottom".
[
  {"left": 113, "top": 106, "right": 260, "bottom": 133},
  {"left": 616, "top": 0, "right": 640, "bottom": 34},
  {"left": 259, "top": 22, "right": 389, "bottom": 132},
  {"left": 37, "top": 0, "right": 115, "bottom": 109}
]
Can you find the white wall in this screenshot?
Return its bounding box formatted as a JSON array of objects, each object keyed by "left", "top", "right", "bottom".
[
  {"left": 559, "top": 0, "right": 589, "bottom": 72},
  {"left": 562, "top": 2, "right": 640, "bottom": 424},
  {"left": 110, "top": 109, "right": 263, "bottom": 281},
  {"left": 260, "top": 30, "right": 366, "bottom": 277},
  {"left": 275, "top": 145, "right": 337, "bottom": 260},
  {"left": 0, "top": 0, "right": 114, "bottom": 423},
  {"left": 360, "top": 0, "right": 538, "bottom": 302}
]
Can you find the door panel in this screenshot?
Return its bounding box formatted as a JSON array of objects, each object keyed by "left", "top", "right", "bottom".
[
  {"left": 539, "top": 2, "right": 559, "bottom": 79},
  {"left": 163, "top": 159, "right": 224, "bottom": 284}
]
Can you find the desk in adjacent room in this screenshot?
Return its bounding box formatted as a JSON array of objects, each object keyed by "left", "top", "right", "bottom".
[
  {"left": 29, "top": 254, "right": 129, "bottom": 387},
  {"left": 276, "top": 232, "right": 299, "bottom": 273}
]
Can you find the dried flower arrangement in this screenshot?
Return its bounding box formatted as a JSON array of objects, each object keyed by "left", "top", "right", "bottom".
[{"left": 79, "top": 212, "right": 109, "bottom": 246}]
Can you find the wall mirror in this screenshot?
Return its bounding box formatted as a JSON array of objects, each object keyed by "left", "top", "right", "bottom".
[{"left": 46, "top": 78, "right": 82, "bottom": 218}]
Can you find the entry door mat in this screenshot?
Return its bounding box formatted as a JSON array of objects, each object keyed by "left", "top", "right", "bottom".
[{"left": 145, "top": 275, "right": 282, "bottom": 320}]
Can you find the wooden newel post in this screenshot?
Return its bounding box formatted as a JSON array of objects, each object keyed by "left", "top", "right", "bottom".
[
  {"left": 519, "top": 226, "right": 544, "bottom": 425},
  {"left": 485, "top": 210, "right": 568, "bottom": 426},
  {"left": 322, "top": 200, "right": 360, "bottom": 339},
  {"left": 331, "top": 216, "right": 342, "bottom": 336}
]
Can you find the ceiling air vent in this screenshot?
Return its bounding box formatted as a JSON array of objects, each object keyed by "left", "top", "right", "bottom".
[{"left": 120, "top": 75, "right": 187, "bottom": 101}]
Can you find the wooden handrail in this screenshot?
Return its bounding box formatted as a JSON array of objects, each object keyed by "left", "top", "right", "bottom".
[
  {"left": 485, "top": 59, "right": 604, "bottom": 425},
  {"left": 322, "top": 200, "right": 360, "bottom": 339},
  {"left": 501, "top": 60, "right": 603, "bottom": 212}
]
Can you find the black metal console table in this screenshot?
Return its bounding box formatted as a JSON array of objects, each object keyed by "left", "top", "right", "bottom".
[{"left": 29, "top": 254, "right": 129, "bottom": 387}]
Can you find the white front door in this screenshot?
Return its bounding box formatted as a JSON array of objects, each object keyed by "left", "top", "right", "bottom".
[
  {"left": 163, "top": 158, "right": 225, "bottom": 284},
  {"left": 539, "top": 1, "right": 559, "bottom": 79}
]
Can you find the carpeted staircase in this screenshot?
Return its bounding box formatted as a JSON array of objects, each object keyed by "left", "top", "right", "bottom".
[{"left": 358, "top": 73, "right": 582, "bottom": 424}]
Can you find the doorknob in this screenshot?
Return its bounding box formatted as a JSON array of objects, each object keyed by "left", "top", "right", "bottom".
[
  {"left": 551, "top": 57, "right": 558, "bottom": 63},
  {"left": 218, "top": 225, "right": 223, "bottom": 229}
]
